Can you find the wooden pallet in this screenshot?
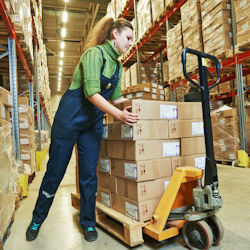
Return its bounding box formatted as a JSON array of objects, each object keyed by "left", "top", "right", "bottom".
[
  {"left": 216, "top": 159, "right": 234, "bottom": 166},
  {"left": 71, "top": 193, "right": 145, "bottom": 247},
  {"left": 96, "top": 202, "right": 145, "bottom": 247},
  {"left": 235, "top": 40, "right": 250, "bottom": 54}
]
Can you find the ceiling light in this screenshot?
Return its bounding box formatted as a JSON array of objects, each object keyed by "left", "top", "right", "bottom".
[
  {"left": 60, "top": 41, "right": 65, "bottom": 49},
  {"left": 62, "top": 11, "right": 68, "bottom": 23},
  {"left": 58, "top": 77, "right": 61, "bottom": 81},
  {"left": 59, "top": 67, "right": 62, "bottom": 72},
  {"left": 59, "top": 72, "right": 62, "bottom": 76},
  {"left": 59, "top": 60, "right": 63, "bottom": 65},
  {"left": 59, "top": 51, "right": 64, "bottom": 58},
  {"left": 61, "top": 27, "right": 66, "bottom": 37},
  {"left": 64, "top": 0, "right": 69, "bottom": 2}
]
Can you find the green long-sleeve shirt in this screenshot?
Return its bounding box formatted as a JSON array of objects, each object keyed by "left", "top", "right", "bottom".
[{"left": 69, "top": 40, "right": 123, "bottom": 100}]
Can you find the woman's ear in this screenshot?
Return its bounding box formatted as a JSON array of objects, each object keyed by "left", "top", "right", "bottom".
[{"left": 112, "top": 28, "right": 119, "bottom": 39}]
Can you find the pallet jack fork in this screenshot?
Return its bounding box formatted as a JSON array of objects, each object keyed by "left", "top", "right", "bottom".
[{"left": 144, "top": 49, "right": 224, "bottom": 249}]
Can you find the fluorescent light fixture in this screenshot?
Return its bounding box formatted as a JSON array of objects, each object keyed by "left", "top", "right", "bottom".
[
  {"left": 60, "top": 41, "right": 65, "bottom": 49},
  {"left": 59, "top": 60, "right": 63, "bottom": 65},
  {"left": 64, "top": 0, "right": 69, "bottom": 2},
  {"left": 59, "top": 51, "right": 64, "bottom": 58},
  {"left": 58, "top": 77, "right": 61, "bottom": 81},
  {"left": 59, "top": 72, "right": 62, "bottom": 76},
  {"left": 62, "top": 11, "right": 68, "bottom": 23},
  {"left": 61, "top": 27, "right": 66, "bottom": 37},
  {"left": 59, "top": 67, "right": 62, "bottom": 72}
]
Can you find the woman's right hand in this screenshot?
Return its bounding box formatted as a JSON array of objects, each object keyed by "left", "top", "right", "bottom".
[{"left": 118, "top": 106, "right": 138, "bottom": 126}]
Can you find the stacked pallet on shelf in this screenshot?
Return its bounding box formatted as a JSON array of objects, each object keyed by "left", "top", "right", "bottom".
[
  {"left": 136, "top": 0, "right": 153, "bottom": 39},
  {"left": 115, "top": 0, "right": 128, "bottom": 17},
  {"left": 200, "top": 0, "right": 234, "bottom": 60},
  {"left": 35, "top": 130, "right": 50, "bottom": 151},
  {"left": 8, "top": 0, "right": 34, "bottom": 70},
  {"left": 181, "top": 0, "right": 203, "bottom": 74},
  {"left": 175, "top": 85, "right": 188, "bottom": 102},
  {"left": 18, "top": 97, "right": 36, "bottom": 175},
  {"left": 211, "top": 107, "right": 241, "bottom": 161},
  {"left": 98, "top": 100, "right": 206, "bottom": 223},
  {"left": 235, "top": 0, "right": 250, "bottom": 50},
  {"left": 107, "top": 0, "right": 117, "bottom": 19},
  {"left": 167, "top": 21, "right": 184, "bottom": 83},
  {"left": 219, "top": 80, "right": 231, "bottom": 95},
  {"left": 151, "top": 0, "right": 165, "bottom": 24}
]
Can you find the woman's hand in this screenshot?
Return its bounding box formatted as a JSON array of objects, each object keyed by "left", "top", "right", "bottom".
[{"left": 118, "top": 106, "right": 138, "bottom": 126}]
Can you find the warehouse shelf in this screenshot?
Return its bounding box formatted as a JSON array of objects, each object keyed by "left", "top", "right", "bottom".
[
  {"left": 0, "top": 0, "right": 51, "bottom": 160},
  {"left": 120, "top": 0, "right": 134, "bottom": 20}
]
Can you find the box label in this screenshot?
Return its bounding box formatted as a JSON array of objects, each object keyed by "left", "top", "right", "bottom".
[
  {"left": 160, "top": 105, "right": 178, "bottom": 119},
  {"left": 125, "top": 202, "right": 138, "bottom": 221},
  {"left": 8, "top": 94, "right": 13, "bottom": 106},
  {"left": 124, "top": 163, "right": 137, "bottom": 179},
  {"left": 100, "top": 159, "right": 110, "bottom": 173},
  {"left": 136, "top": 92, "right": 143, "bottom": 97},
  {"left": 121, "top": 124, "right": 133, "bottom": 139},
  {"left": 192, "top": 122, "right": 204, "bottom": 136},
  {"left": 21, "top": 153, "right": 30, "bottom": 160},
  {"left": 163, "top": 142, "right": 180, "bottom": 157},
  {"left": 102, "top": 125, "right": 108, "bottom": 139},
  {"left": 195, "top": 157, "right": 206, "bottom": 170},
  {"left": 228, "top": 154, "right": 236, "bottom": 160},
  {"left": 20, "top": 138, "right": 29, "bottom": 145},
  {"left": 164, "top": 180, "right": 170, "bottom": 190},
  {"left": 126, "top": 94, "right": 132, "bottom": 99},
  {"left": 1, "top": 106, "right": 5, "bottom": 119},
  {"left": 101, "top": 192, "right": 111, "bottom": 207},
  {"left": 19, "top": 121, "right": 29, "bottom": 129},
  {"left": 19, "top": 106, "right": 28, "bottom": 113}
]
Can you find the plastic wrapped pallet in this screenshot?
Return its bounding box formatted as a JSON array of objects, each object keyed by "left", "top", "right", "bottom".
[
  {"left": 167, "top": 21, "right": 184, "bottom": 83},
  {"left": 116, "top": 0, "right": 127, "bottom": 17},
  {"left": 137, "top": 0, "right": 153, "bottom": 39},
  {"left": 162, "top": 60, "right": 169, "bottom": 83},
  {"left": 235, "top": 0, "right": 250, "bottom": 47},
  {"left": 0, "top": 123, "right": 15, "bottom": 242},
  {"left": 151, "top": 0, "right": 165, "bottom": 23},
  {"left": 106, "top": 0, "right": 116, "bottom": 20},
  {"left": 181, "top": 0, "right": 203, "bottom": 74},
  {"left": 201, "top": 0, "right": 233, "bottom": 59},
  {"left": 219, "top": 81, "right": 231, "bottom": 95}
]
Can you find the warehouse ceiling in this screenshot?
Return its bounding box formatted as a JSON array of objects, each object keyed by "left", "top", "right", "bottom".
[{"left": 42, "top": 0, "right": 109, "bottom": 95}]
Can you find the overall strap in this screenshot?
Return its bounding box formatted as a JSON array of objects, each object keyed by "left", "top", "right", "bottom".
[{"left": 96, "top": 46, "right": 106, "bottom": 74}]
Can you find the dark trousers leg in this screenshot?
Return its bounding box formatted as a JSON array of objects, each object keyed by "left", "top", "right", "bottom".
[
  {"left": 32, "top": 134, "right": 76, "bottom": 225},
  {"left": 77, "top": 123, "right": 103, "bottom": 228}
]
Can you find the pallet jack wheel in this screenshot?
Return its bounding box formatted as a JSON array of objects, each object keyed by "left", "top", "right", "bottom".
[
  {"left": 183, "top": 220, "right": 213, "bottom": 250},
  {"left": 206, "top": 215, "right": 224, "bottom": 246}
]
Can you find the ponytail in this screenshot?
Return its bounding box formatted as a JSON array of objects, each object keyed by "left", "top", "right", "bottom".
[{"left": 84, "top": 16, "right": 133, "bottom": 51}]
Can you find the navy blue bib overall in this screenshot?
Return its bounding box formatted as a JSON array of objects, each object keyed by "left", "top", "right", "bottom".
[{"left": 32, "top": 47, "right": 120, "bottom": 229}]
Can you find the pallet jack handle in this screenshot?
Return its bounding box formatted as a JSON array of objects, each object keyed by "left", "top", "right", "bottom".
[{"left": 182, "top": 48, "right": 220, "bottom": 187}]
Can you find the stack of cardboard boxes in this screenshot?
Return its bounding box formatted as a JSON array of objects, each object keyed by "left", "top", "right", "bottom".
[
  {"left": 235, "top": 0, "right": 249, "bottom": 47},
  {"left": 211, "top": 106, "right": 250, "bottom": 161},
  {"left": 19, "top": 97, "right": 36, "bottom": 175},
  {"left": 97, "top": 100, "right": 206, "bottom": 222},
  {"left": 167, "top": 21, "right": 184, "bottom": 83},
  {"left": 201, "top": 0, "right": 233, "bottom": 59},
  {"left": 181, "top": 0, "right": 203, "bottom": 74},
  {"left": 0, "top": 87, "right": 15, "bottom": 243}
]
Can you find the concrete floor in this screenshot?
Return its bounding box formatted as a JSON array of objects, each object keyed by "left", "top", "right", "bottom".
[{"left": 4, "top": 151, "right": 250, "bottom": 250}]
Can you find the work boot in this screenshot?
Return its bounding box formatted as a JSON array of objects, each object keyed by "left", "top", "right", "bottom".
[
  {"left": 83, "top": 227, "right": 98, "bottom": 242},
  {"left": 26, "top": 221, "right": 41, "bottom": 241}
]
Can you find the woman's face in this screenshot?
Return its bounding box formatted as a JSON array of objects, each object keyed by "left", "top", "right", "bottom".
[{"left": 113, "top": 27, "right": 134, "bottom": 54}]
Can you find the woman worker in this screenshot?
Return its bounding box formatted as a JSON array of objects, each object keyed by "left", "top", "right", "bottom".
[{"left": 26, "top": 17, "right": 137, "bottom": 242}]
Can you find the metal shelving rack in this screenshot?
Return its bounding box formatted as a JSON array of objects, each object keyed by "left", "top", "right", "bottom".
[
  {"left": 0, "top": 0, "right": 51, "bottom": 159},
  {"left": 119, "top": 0, "right": 249, "bottom": 154}
]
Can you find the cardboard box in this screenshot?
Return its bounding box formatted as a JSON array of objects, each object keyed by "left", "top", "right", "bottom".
[
  {"left": 169, "top": 120, "right": 204, "bottom": 138},
  {"left": 112, "top": 194, "right": 160, "bottom": 222},
  {"left": 0, "top": 87, "right": 13, "bottom": 107},
  {"left": 0, "top": 103, "right": 11, "bottom": 121},
  {"left": 0, "top": 119, "right": 10, "bottom": 127},
  {"left": 123, "top": 99, "right": 178, "bottom": 120},
  {"left": 171, "top": 156, "right": 182, "bottom": 174},
  {"left": 96, "top": 188, "right": 112, "bottom": 208},
  {"left": 106, "top": 120, "right": 169, "bottom": 140},
  {"left": 19, "top": 97, "right": 29, "bottom": 105},
  {"left": 181, "top": 137, "right": 206, "bottom": 156},
  {"left": 111, "top": 158, "right": 172, "bottom": 181},
  {"left": 177, "top": 102, "right": 203, "bottom": 120},
  {"left": 98, "top": 173, "right": 117, "bottom": 194},
  {"left": 181, "top": 154, "right": 206, "bottom": 170},
  {"left": 106, "top": 139, "right": 180, "bottom": 160},
  {"left": 99, "top": 140, "right": 107, "bottom": 157}
]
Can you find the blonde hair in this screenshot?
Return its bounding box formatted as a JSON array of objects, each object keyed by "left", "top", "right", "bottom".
[{"left": 84, "top": 17, "right": 133, "bottom": 51}]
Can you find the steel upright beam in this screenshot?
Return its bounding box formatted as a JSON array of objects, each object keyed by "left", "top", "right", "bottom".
[
  {"left": 235, "top": 55, "right": 248, "bottom": 153},
  {"left": 29, "top": 81, "right": 35, "bottom": 127},
  {"left": 34, "top": 45, "right": 41, "bottom": 150},
  {"left": 8, "top": 38, "right": 20, "bottom": 161}
]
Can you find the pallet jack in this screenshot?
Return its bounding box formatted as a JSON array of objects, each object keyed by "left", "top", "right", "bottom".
[{"left": 143, "top": 48, "right": 224, "bottom": 249}]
